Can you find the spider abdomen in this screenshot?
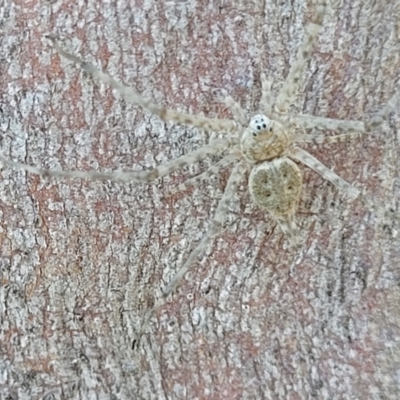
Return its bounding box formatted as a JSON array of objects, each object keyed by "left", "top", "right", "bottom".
[{"left": 249, "top": 157, "right": 302, "bottom": 218}]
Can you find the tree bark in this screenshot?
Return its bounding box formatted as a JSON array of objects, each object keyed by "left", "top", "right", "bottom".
[{"left": 1, "top": 0, "right": 400, "bottom": 399}]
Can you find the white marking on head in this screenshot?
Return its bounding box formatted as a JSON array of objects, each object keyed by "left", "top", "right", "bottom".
[{"left": 249, "top": 114, "right": 274, "bottom": 137}]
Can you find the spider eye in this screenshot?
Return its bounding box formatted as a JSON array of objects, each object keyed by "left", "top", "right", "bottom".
[
  {"left": 249, "top": 114, "right": 272, "bottom": 138},
  {"left": 269, "top": 126, "right": 273, "bottom": 132}
]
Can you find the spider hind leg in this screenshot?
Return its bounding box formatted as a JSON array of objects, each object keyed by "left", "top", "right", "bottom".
[{"left": 162, "top": 162, "right": 247, "bottom": 297}]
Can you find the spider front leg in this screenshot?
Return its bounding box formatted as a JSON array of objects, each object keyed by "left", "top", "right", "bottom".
[
  {"left": 0, "top": 138, "right": 234, "bottom": 183},
  {"left": 292, "top": 114, "right": 365, "bottom": 133},
  {"left": 291, "top": 114, "right": 365, "bottom": 145},
  {"left": 162, "top": 162, "right": 247, "bottom": 297},
  {"left": 49, "top": 37, "right": 241, "bottom": 136},
  {"left": 274, "top": 0, "right": 327, "bottom": 114},
  {"left": 293, "top": 86, "right": 400, "bottom": 136},
  {"left": 223, "top": 96, "right": 248, "bottom": 126},
  {"left": 294, "top": 131, "right": 363, "bottom": 145},
  {"left": 260, "top": 73, "right": 274, "bottom": 117}
]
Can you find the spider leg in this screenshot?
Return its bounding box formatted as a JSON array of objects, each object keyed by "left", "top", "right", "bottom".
[
  {"left": 223, "top": 96, "right": 248, "bottom": 126},
  {"left": 162, "top": 162, "right": 247, "bottom": 297},
  {"left": 290, "top": 148, "right": 400, "bottom": 224},
  {"left": 366, "top": 88, "right": 400, "bottom": 131},
  {"left": 294, "top": 86, "right": 400, "bottom": 134},
  {"left": 168, "top": 153, "right": 239, "bottom": 195},
  {"left": 292, "top": 114, "right": 364, "bottom": 144},
  {"left": 0, "top": 138, "right": 234, "bottom": 183},
  {"left": 294, "top": 131, "right": 363, "bottom": 144},
  {"left": 323, "top": 132, "right": 364, "bottom": 144},
  {"left": 276, "top": 214, "right": 300, "bottom": 247},
  {"left": 275, "top": 0, "right": 327, "bottom": 114},
  {"left": 292, "top": 114, "right": 365, "bottom": 133},
  {"left": 289, "top": 147, "right": 360, "bottom": 198},
  {"left": 48, "top": 37, "right": 241, "bottom": 135},
  {"left": 260, "top": 73, "right": 274, "bottom": 117}
]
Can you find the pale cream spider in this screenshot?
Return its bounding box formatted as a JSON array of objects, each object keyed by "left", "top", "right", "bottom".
[{"left": 1, "top": 0, "right": 399, "bottom": 298}]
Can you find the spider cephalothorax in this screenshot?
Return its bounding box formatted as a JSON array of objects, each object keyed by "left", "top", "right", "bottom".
[
  {"left": 1, "top": 0, "right": 399, "bottom": 298},
  {"left": 241, "top": 114, "right": 290, "bottom": 163}
]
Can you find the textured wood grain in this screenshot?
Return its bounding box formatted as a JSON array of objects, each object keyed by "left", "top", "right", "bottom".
[{"left": 1, "top": 0, "right": 400, "bottom": 399}]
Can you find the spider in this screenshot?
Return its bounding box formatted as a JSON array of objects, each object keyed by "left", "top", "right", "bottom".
[{"left": 1, "top": 0, "right": 399, "bottom": 298}]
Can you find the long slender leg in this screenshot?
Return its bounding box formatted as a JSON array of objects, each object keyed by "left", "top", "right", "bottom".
[
  {"left": 162, "top": 162, "right": 247, "bottom": 297},
  {"left": 323, "top": 132, "right": 364, "bottom": 144},
  {"left": 289, "top": 147, "right": 360, "bottom": 198},
  {"left": 223, "top": 96, "right": 248, "bottom": 126},
  {"left": 366, "top": 88, "right": 400, "bottom": 131},
  {"left": 293, "top": 86, "right": 400, "bottom": 133},
  {"left": 292, "top": 114, "right": 365, "bottom": 132},
  {"left": 0, "top": 138, "right": 233, "bottom": 183},
  {"left": 276, "top": 214, "right": 300, "bottom": 248},
  {"left": 291, "top": 114, "right": 364, "bottom": 144},
  {"left": 168, "top": 153, "right": 239, "bottom": 195},
  {"left": 290, "top": 147, "right": 400, "bottom": 223},
  {"left": 294, "top": 131, "right": 363, "bottom": 144},
  {"left": 260, "top": 73, "right": 274, "bottom": 117},
  {"left": 48, "top": 37, "right": 240, "bottom": 135},
  {"left": 275, "top": 0, "right": 327, "bottom": 114}
]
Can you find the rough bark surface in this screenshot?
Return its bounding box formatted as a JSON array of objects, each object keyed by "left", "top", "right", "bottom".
[{"left": 1, "top": 0, "right": 400, "bottom": 399}]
